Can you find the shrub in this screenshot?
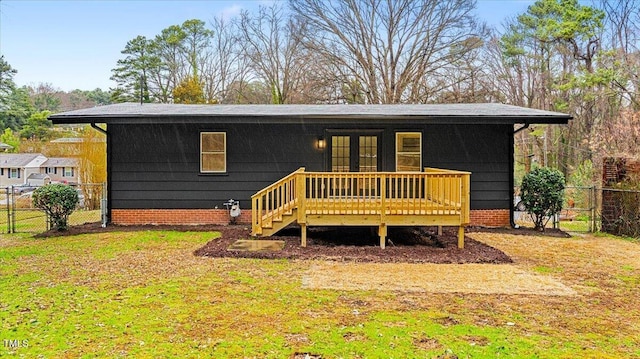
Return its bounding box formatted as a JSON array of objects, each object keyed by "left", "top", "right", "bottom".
[
  {"left": 32, "top": 184, "right": 79, "bottom": 231},
  {"left": 520, "top": 167, "right": 565, "bottom": 231}
]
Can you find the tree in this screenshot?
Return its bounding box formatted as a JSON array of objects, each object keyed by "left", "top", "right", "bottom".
[
  {"left": 110, "top": 36, "right": 161, "bottom": 103},
  {"left": 173, "top": 75, "right": 205, "bottom": 104},
  {"left": 0, "top": 128, "right": 19, "bottom": 152},
  {"left": 0, "top": 55, "right": 17, "bottom": 109},
  {"left": 221, "top": 80, "right": 271, "bottom": 104},
  {"left": 238, "top": 4, "right": 308, "bottom": 104},
  {"left": 289, "top": 0, "right": 483, "bottom": 104},
  {"left": 0, "top": 87, "right": 34, "bottom": 131},
  {"left": 202, "top": 16, "right": 250, "bottom": 104},
  {"left": 496, "top": 0, "right": 608, "bottom": 178},
  {"left": 180, "top": 19, "right": 213, "bottom": 78},
  {"left": 20, "top": 111, "right": 53, "bottom": 140},
  {"left": 32, "top": 184, "right": 79, "bottom": 231},
  {"left": 520, "top": 167, "right": 565, "bottom": 231},
  {"left": 28, "top": 83, "right": 62, "bottom": 112}
]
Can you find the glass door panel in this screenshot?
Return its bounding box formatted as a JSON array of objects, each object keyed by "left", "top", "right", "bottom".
[{"left": 359, "top": 135, "right": 378, "bottom": 172}]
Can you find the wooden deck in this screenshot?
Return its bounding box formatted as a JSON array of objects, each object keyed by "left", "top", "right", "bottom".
[{"left": 251, "top": 168, "right": 471, "bottom": 248}]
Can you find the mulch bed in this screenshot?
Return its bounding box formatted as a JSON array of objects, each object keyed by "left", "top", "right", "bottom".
[
  {"left": 194, "top": 226, "right": 515, "bottom": 264},
  {"left": 35, "top": 222, "right": 569, "bottom": 264}
]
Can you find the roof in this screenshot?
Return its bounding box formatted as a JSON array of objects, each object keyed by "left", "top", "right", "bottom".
[
  {"left": 42, "top": 158, "right": 79, "bottom": 167},
  {"left": 49, "top": 102, "right": 572, "bottom": 125},
  {"left": 50, "top": 137, "right": 106, "bottom": 143},
  {"left": 50, "top": 137, "right": 83, "bottom": 143},
  {"left": 27, "top": 173, "right": 51, "bottom": 180},
  {"left": 0, "top": 153, "right": 46, "bottom": 167}
]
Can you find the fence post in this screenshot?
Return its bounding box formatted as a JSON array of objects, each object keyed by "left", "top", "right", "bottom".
[
  {"left": 10, "top": 186, "right": 16, "bottom": 234},
  {"left": 589, "top": 186, "right": 595, "bottom": 233},
  {"left": 5, "top": 187, "right": 10, "bottom": 234}
]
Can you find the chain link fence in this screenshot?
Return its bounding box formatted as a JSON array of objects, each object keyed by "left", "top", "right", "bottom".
[
  {"left": 1, "top": 183, "right": 105, "bottom": 233},
  {"left": 515, "top": 185, "right": 639, "bottom": 237}
]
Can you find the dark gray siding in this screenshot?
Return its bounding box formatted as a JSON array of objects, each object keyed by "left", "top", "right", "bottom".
[
  {"left": 426, "top": 124, "right": 511, "bottom": 210},
  {"left": 110, "top": 123, "right": 325, "bottom": 209},
  {"left": 109, "top": 122, "right": 511, "bottom": 211}
]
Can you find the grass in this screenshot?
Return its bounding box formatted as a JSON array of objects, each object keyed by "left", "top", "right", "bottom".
[{"left": 1, "top": 229, "right": 639, "bottom": 358}]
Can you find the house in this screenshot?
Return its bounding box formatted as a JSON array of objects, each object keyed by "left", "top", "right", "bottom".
[
  {"left": 41, "top": 157, "right": 80, "bottom": 184},
  {"left": 49, "top": 103, "right": 571, "bottom": 246},
  {"left": 0, "top": 153, "right": 80, "bottom": 188},
  {"left": 0, "top": 153, "right": 48, "bottom": 187}
]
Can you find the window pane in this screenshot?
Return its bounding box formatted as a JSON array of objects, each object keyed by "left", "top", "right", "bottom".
[
  {"left": 202, "top": 153, "right": 225, "bottom": 172},
  {"left": 202, "top": 133, "right": 225, "bottom": 152},
  {"left": 397, "top": 154, "right": 421, "bottom": 171}
]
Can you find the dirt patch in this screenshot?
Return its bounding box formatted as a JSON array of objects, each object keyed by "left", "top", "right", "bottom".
[{"left": 302, "top": 262, "right": 577, "bottom": 296}]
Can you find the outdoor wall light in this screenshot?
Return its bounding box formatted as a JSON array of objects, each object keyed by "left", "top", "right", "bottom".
[{"left": 316, "top": 136, "right": 326, "bottom": 150}]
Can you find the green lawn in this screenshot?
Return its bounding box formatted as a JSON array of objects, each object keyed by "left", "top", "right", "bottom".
[{"left": 1, "top": 229, "right": 638, "bottom": 358}]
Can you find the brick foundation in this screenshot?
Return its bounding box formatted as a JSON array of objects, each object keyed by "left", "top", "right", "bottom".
[
  {"left": 469, "top": 209, "right": 511, "bottom": 227},
  {"left": 111, "top": 208, "right": 511, "bottom": 228},
  {"left": 111, "top": 209, "right": 252, "bottom": 226}
]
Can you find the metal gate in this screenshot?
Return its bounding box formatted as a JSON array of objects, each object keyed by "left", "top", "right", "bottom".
[
  {"left": 558, "top": 185, "right": 598, "bottom": 232},
  {"left": 1, "top": 183, "right": 106, "bottom": 233}
]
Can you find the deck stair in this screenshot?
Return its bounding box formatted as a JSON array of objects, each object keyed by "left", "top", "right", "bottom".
[{"left": 251, "top": 167, "right": 471, "bottom": 248}]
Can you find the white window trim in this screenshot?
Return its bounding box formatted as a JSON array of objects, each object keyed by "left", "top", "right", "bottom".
[
  {"left": 200, "top": 132, "right": 227, "bottom": 173},
  {"left": 395, "top": 132, "right": 422, "bottom": 172},
  {"left": 63, "top": 167, "right": 73, "bottom": 177},
  {"left": 9, "top": 168, "right": 19, "bottom": 178}
]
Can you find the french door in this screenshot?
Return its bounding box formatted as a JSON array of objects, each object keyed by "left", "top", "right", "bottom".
[{"left": 330, "top": 133, "right": 380, "bottom": 172}]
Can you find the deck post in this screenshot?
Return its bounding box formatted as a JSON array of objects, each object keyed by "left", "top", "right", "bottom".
[
  {"left": 438, "top": 226, "right": 443, "bottom": 236},
  {"left": 301, "top": 223, "right": 307, "bottom": 247},
  {"left": 458, "top": 225, "right": 465, "bottom": 249},
  {"left": 379, "top": 224, "right": 387, "bottom": 249}
]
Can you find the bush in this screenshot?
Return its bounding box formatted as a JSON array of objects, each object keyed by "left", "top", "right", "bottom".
[
  {"left": 32, "top": 184, "right": 79, "bottom": 231},
  {"left": 520, "top": 167, "right": 565, "bottom": 231}
]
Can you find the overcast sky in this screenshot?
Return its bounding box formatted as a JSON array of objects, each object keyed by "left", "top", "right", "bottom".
[{"left": 0, "top": 0, "right": 533, "bottom": 92}]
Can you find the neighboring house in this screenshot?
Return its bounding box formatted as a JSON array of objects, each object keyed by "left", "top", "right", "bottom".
[
  {"left": 0, "top": 153, "right": 48, "bottom": 187},
  {"left": 0, "top": 153, "right": 79, "bottom": 188},
  {"left": 41, "top": 157, "right": 80, "bottom": 184},
  {"left": 49, "top": 103, "right": 571, "bottom": 238}
]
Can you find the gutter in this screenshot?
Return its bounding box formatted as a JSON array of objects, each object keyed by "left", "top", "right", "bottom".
[{"left": 510, "top": 123, "right": 529, "bottom": 228}]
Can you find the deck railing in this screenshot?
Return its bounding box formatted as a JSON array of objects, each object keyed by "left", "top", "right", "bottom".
[{"left": 252, "top": 167, "right": 471, "bottom": 240}]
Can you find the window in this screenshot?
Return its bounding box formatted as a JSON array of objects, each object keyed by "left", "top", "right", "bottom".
[
  {"left": 201, "top": 132, "right": 226, "bottom": 173},
  {"left": 9, "top": 168, "right": 19, "bottom": 178},
  {"left": 46, "top": 167, "right": 56, "bottom": 174},
  {"left": 63, "top": 167, "right": 74, "bottom": 177},
  {"left": 396, "top": 132, "right": 422, "bottom": 171}
]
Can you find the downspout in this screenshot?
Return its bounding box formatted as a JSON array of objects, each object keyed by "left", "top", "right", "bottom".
[
  {"left": 91, "top": 123, "right": 109, "bottom": 226},
  {"left": 91, "top": 123, "right": 107, "bottom": 135},
  {"left": 511, "top": 123, "right": 529, "bottom": 228}
]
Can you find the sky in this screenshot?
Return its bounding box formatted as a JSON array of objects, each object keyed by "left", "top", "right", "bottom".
[{"left": 0, "top": 0, "right": 534, "bottom": 92}]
